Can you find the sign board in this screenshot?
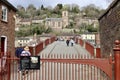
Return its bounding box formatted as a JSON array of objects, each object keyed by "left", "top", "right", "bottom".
[{"left": 20, "top": 56, "right": 40, "bottom": 70}]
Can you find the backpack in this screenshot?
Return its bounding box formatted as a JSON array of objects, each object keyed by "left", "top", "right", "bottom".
[{"left": 15, "top": 47, "right": 24, "bottom": 58}]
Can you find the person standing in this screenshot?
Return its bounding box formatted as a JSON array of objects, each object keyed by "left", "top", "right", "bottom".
[
  {"left": 15, "top": 44, "right": 24, "bottom": 58},
  {"left": 20, "top": 46, "right": 31, "bottom": 75},
  {"left": 20, "top": 46, "right": 31, "bottom": 56}
]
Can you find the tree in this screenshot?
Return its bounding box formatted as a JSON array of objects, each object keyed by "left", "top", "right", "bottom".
[
  {"left": 17, "top": 5, "right": 25, "bottom": 11},
  {"left": 57, "top": 4, "right": 63, "bottom": 10},
  {"left": 16, "top": 5, "right": 27, "bottom": 18},
  {"left": 63, "top": 4, "right": 71, "bottom": 11},
  {"left": 71, "top": 4, "right": 80, "bottom": 13},
  {"left": 45, "top": 27, "right": 52, "bottom": 33},
  {"left": 26, "top": 4, "right": 37, "bottom": 17},
  {"left": 87, "top": 25, "right": 98, "bottom": 32},
  {"left": 41, "top": 5, "right": 45, "bottom": 10},
  {"left": 53, "top": 4, "right": 63, "bottom": 15},
  {"left": 81, "top": 4, "right": 102, "bottom": 18}
]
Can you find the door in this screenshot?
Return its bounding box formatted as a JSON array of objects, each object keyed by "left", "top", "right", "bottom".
[
  {"left": 1, "top": 36, "right": 7, "bottom": 56},
  {"left": 1, "top": 37, "right": 5, "bottom": 52}
]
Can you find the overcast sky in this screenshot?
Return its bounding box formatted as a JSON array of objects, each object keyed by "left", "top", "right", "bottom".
[{"left": 8, "top": 0, "right": 112, "bottom": 9}]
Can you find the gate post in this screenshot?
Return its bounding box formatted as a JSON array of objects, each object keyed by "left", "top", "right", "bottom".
[{"left": 114, "top": 40, "right": 120, "bottom": 80}]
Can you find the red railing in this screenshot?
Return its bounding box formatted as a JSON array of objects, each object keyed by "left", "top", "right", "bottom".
[
  {"left": 35, "top": 42, "right": 44, "bottom": 55},
  {"left": 45, "top": 39, "right": 50, "bottom": 46},
  {"left": 76, "top": 37, "right": 101, "bottom": 58},
  {"left": 85, "top": 41, "right": 94, "bottom": 56},
  {"left": 22, "top": 36, "right": 56, "bottom": 55},
  {"left": 1, "top": 54, "right": 112, "bottom": 80},
  {"left": 2, "top": 38, "right": 120, "bottom": 80},
  {"left": 79, "top": 38, "right": 84, "bottom": 46},
  {"left": 96, "top": 48, "right": 101, "bottom": 58}
]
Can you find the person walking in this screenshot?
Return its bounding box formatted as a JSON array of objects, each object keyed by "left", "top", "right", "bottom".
[
  {"left": 66, "top": 39, "right": 70, "bottom": 46},
  {"left": 70, "top": 38, "right": 75, "bottom": 46}
]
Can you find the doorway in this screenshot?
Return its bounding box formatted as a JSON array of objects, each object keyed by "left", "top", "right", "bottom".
[{"left": 1, "top": 36, "right": 7, "bottom": 56}]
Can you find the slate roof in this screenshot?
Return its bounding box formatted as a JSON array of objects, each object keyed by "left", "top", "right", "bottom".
[
  {"left": 0, "top": 0, "right": 17, "bottom": 11},
  {"left": 98, "top": 0, "right": 119, "bottom": 20},
  {"left": 46, "top": 18, "right": 62, "bottom": 21}
]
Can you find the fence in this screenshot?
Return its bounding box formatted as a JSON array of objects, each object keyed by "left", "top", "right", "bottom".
[
  {"left": 1, "top": 38, "right": 120, "bottom": 80},
  {"left": 15, "top": 36, "right": 56, "bottom": 56},
  {"left": 1, "top": 54, "right": 111, "bottom": 80}
]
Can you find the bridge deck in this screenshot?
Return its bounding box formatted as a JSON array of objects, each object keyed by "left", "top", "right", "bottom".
[{"left": 38, "top": 40, "right": 90, "bottom": 55}]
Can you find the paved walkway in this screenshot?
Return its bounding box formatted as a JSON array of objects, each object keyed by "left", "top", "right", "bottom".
[{"left": 38, "top": 40, "right": 90, "bottom": 55}]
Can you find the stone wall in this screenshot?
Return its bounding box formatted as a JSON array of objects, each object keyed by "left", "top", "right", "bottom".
[{"left": 99, "top": 1, "right": 120, "bottom": 57}]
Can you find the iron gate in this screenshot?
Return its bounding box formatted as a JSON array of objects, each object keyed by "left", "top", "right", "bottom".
[{"left": 0, "top": 53, "right": 112, "bottom": 80}]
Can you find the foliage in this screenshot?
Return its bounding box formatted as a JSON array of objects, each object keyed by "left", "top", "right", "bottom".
[
  {"left": 15, "top": 24, "right": 52, "bottom": 37},
  {"left": 81, "top": 4, "right": 103, "bottom": 18},
  {"left": 16, "top": 3, "right": 103, "bottom": 36},
  {"left": 78, "top": 23, "right": 99, "bottom": 33},
  {"left": 87, "top": 25, "right": 98, "bottom": 32},
  {"left": 45, "top": 27, "right": 53, "bottom": 33}
]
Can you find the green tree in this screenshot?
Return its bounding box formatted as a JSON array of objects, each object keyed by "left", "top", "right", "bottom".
[
  {"left": 26, "top": 4, "right": 37, "bottom": 17},
  {"left": 45, "top": 27, "right": 52, "bottom": 33},
  {"left": 41, "top": 5, "right": 45, "bottom": 10},
  {"left": 53, "top": 4, "right": 63, "bottom": 16},
  {"left": 87, "top": 25, "right": 98, "bottom": 32},
  {"left": 81, "top": 4, "right": 102, "bottom": 18},
  {"left": 71, "top": 4, "right": 80, "bottom": 13}
]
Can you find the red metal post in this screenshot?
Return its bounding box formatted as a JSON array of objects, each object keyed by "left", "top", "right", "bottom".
[{"left": 114, "top": 40, "right": 120, "bottom": 80}]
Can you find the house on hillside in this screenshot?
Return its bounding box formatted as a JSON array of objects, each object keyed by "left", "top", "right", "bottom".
[
  {"left": 45, "top": 11, "right": 69, "bottom": 30},
  {"left": 19, "top": 18, "right": 31, "bottom": 25},
  {"left": 98, "top": 0, "right": 120, "bottom": 57},
  {"left": 32, "top": 17, "right": 43, "bottom": 24},
  {"left": 0, "top": 0, "right": 17, "bottom": 57},
  {"left": 15, "top": 17, "right": 44, "bottom": 31}
]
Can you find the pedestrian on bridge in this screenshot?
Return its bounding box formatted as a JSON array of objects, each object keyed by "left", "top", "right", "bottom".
[
  {"left": 70, "top": 38, "right": 75, "bottom": 46},
  {"left": 66, "top": 39, "right": 70, "bottom": 46}
]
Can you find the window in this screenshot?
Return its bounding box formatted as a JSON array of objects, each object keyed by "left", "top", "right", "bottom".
[
  {"left": 58, "top": 22, "right": 61, "bottom": 27},
  {"left": 2, "top": 5, "right": 8, "bottom": 21}
]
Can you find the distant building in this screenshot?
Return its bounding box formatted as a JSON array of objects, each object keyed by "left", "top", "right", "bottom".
[
  {"left": 0, "top": 0, "right": 17, "bottom": 57},
  {"left": 19, "top": 18, "right": 31, "bottom": 25},
  {"left": 98, "top": 0, "right": 120, "bottom": 57},
  {"left": 45, "top": 11, "right": 69, "bottom": 30},
  {"left": 32, "top": 18, "right": 43, "bottom": 24},
  {"left": 76, "top": 17, "right": 99, "bottom": 28},
  {"left": 16, "top": 37, "right": 32, "bottom": 47},
  {"left": 15, "top": 17, "right": 44, "bottom": 31},
  {"left": 81, "top": 33, "right": 100, "bottom": 46}
]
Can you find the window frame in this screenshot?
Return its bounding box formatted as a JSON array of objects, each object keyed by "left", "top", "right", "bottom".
[{"left": 2, "top": 5, "right": 8, "bottom": 22}]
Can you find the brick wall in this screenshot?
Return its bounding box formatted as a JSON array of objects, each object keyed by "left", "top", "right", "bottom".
[
  {"left": 0, "top": 2, "right": 16, "bottom": 57},
  {"left": 99, "top": 1, "right": 120, "bottom": 57}
]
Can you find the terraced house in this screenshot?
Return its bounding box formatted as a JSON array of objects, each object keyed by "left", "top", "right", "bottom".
[{"left": 0, "top": 0, "right": 17, "bottom": 57}]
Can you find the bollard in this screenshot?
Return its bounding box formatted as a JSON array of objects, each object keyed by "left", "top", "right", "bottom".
[{"left": 113, "top": 40, "right": 120, "bottom": 80}]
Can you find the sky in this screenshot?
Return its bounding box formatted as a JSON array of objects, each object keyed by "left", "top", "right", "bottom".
[{"left": 8, "top": 0, "right": 113, "bottom": 9}]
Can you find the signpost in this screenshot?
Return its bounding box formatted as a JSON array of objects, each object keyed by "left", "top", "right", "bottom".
[{"left": 20, "top": 56, "right": 40, "bottom": 70}]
